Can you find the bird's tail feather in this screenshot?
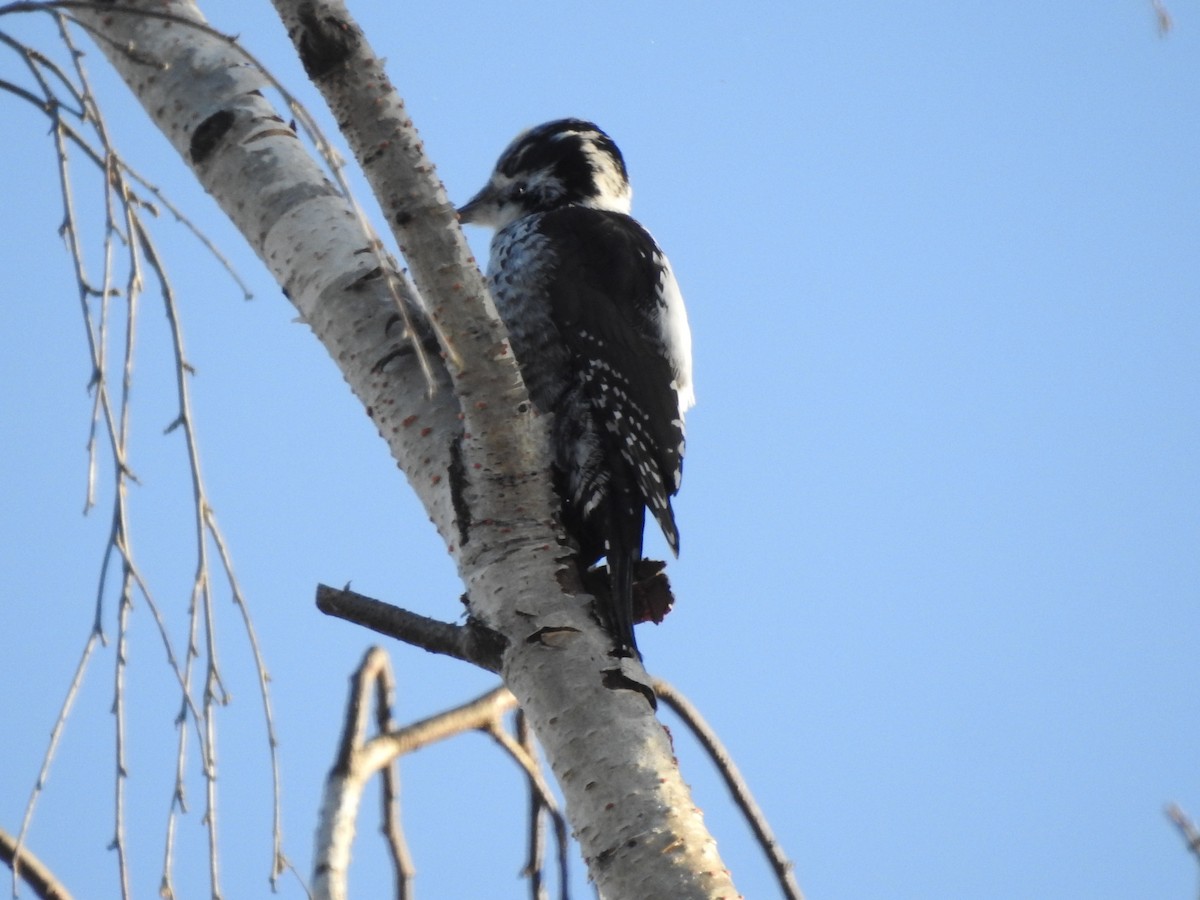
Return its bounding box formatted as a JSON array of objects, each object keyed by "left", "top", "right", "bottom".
[
  {"left": 605, "top": 496, "right": 645, "bottom": 659},
  {"left": 607, "top": 545, "right": 639, "bottom": 658}
]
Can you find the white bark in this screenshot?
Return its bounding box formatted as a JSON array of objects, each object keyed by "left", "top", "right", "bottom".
[
  {"left": 72, "top": 0, "right": 460, "bottom": 537},
  {"left": 74, "top": 2, "right": 739, "bottom": 896}
]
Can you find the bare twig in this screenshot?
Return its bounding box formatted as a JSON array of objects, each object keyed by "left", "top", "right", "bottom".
[
  {"left": 1167, "top": 803, "right": 1200, "bottom": 861},
  {"left": 365, "top": 686, "right": 518, "bottom": 770},
  {"left": 6, "top": 0, "right": 437, "bottom": 385},
  {"left": 3, "top": 11, "right": 282, "bottom": 896},
  {"left": 315, "top": 584, "right": 507, "bottom": 672},
  {"left": 9, "top": 625, "right": 99, "bottom": 900},
  {"left": 369, "top": 656, "right": 415, "bottom": 900},
  {"left": 379, "top": 757, "right": 415, "bottom": 900},
  {"left": 1167, "top": 803, "right": 1200, "bottom": 900},
  {"left": 516, "top": 711, "right": 549, "bottom": 900},
  {"left": 654, "top": 679, "right": 805, "bottom": 900},
  {"left": 1152, "top": 0, "right": 1173, "bottom": 34},
  {"left": 112, "top": 555, "right": 133, "bottom": 900},
  {"left": 483, "top": 724, "right": 571, "bottom": 898},
  {"left": 206, "top": 512, "right": 286, "bottom": 883},
  {"left": 0, "top": 38, "right": 251, "bottom": 301},
  {"left": 314, "top": 649, "right": 519, "bottom": 900},
  {"left": 515, "top": 710, "right": 570, "bottom": 900}
]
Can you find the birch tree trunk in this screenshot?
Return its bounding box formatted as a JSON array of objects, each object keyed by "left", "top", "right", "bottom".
[{"left": 73, "top": 2, "right": 739, "bottom": 896}]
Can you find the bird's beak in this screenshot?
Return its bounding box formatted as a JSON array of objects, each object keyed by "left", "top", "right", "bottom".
[{"left": 456, "top": 186, "right": 492, "bottom": 225}]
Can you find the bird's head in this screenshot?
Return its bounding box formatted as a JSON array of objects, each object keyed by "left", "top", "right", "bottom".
[{"left": 458, "top": 119, "right": 633, "bottom": 230}]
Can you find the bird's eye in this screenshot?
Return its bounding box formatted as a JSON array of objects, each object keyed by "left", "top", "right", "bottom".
[{"left": 512, "top": 182, "right": 527, "bottom": 197}]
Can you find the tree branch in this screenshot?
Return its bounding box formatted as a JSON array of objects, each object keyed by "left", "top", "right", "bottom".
[
  {"left": 654, "top": 679, "right": 805, "bottom": 900},
  {"left": 0, "top": 827, "right": 73, "bottom": 900},
  {"left": 488, "top": 716, "right": 571, "bottom": 900},
  {"left": 313, "top": 648, "right": 518, "bottom": 900},
  {"left": 314, "top": 584, "right": 505, "bottom": 672},
  {"left": 1166, "top": 803, "right": 1200, "bottom": 866},
  {"left": 71, "top": 1, "right": 745, "bottom": 895}
]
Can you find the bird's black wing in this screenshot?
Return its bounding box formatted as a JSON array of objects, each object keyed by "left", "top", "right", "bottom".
[{"left": 538, "top": 207, "right": 685, "bottom": 553}]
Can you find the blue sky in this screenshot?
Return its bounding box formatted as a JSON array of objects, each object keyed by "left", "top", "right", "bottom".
[{"left": 2, "top": 2, "right": 1197, "bottom": 898}]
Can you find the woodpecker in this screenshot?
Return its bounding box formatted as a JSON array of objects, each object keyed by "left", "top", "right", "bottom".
[{"left": 458, "top": 119, "right": 694, "bottom": 658}]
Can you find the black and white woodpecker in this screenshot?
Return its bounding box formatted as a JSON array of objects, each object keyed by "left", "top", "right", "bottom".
[{"left": 458, "top": 119, "right": 695, "bottom": 658}]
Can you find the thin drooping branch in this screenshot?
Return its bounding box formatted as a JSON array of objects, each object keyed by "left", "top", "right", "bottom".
[
  {"left": 26, "top": 6, "right": 464, "bottom": 886},
  {"left": 204, "top": 510, "right": 286, "bottom": 882},
  {"left": 654, "top": 679, "right": 805, "bottom": 900},
  {"left": 8, "top": 58, "right": 114, "bottom": 878},
  {"left": 3, "top": 12, "right": 280, "bottom": 897},
  {"left": 516, "top": 710, "right": 551, "bottom": 900},
  {"left": 112, "top": 542, "right": 134, "bottom": 900},
  {"left": 138, "top": 208, "right": 286, "bottom": 888},
  {"left": 10, "top": 623, "right": 99, "bottom": 899},
  {"left": 486, "top": 718, "right": 571, "bottom": 900},
  {"left": 1167, "top": 803, "right": 1200, "bottom": 865},
  {"left": 0, "top": 828, "right": 72, "bottom": 900}
]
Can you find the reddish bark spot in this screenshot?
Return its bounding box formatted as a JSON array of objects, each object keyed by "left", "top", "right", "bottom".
[{"left": 402, "top": 414, "right": 418, "bottom": 428}]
